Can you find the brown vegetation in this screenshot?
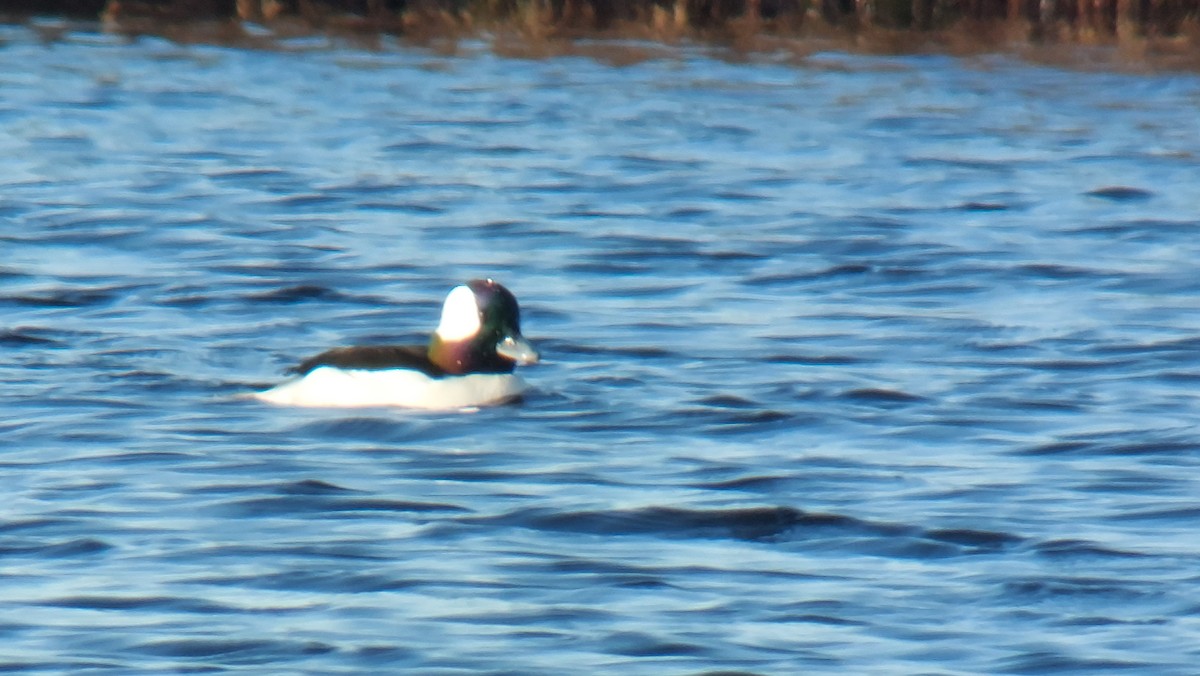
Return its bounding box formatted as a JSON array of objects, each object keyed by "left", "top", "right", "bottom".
[{"left": 1, "top": 0, "right": 1198, "bottom": 63}]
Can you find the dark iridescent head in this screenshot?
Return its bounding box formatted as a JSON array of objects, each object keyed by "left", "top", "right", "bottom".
[{"left": 427, "top": 279, "right": 539, "bottom": 375}]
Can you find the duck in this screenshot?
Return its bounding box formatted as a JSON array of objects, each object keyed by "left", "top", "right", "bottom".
[{"left": 254, "top": 279, "right": 539, "bottom": 409}]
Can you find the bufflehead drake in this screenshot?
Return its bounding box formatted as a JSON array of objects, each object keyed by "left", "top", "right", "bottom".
[{"left": 255, "top": 279, "right": 539, "bottom": 409}]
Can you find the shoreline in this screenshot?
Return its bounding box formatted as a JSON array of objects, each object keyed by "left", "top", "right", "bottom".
[{"left": 3, "top": 0, "right": 1198, "bottom": 69}]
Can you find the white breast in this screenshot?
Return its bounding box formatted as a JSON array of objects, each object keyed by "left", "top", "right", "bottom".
[{"left": 254, "top": 366, "right": 527, "bottom": 410}]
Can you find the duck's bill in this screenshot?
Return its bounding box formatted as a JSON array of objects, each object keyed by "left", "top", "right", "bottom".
[{"left": 496, "top": 335, "right": 540, "bottom": 365}]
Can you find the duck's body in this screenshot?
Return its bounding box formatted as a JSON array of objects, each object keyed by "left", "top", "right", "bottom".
[
  {"left": 254, "top": 364, "right": 529, "bottom": 409},
  {"left": 254, "top": 280, "right": 538, "bottom": 410}
]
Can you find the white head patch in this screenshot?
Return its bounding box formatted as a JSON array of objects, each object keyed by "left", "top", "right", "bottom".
[{"left": 435, "top": 285, "right": 481, "bottom": 341}]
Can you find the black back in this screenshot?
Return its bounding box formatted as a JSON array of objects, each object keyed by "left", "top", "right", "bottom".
[{"left": 286, "top": 345, "right": 448, "bottom": 378}]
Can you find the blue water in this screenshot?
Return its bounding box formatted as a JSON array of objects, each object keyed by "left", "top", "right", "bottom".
[{"left": 3, "top": 21, "right": 1200, "bottom": 674}]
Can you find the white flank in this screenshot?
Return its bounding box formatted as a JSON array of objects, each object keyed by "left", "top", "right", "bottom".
[
  {"left": 434, "top": 285, "right": 481, "bottom": 341},
  {"left": 253, "top": 366, "right": 527, "bottom": 410}
]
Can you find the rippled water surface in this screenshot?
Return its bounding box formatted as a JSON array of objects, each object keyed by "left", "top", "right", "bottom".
[{"left": 3, "top": 23, "right": 1200, "bottom": 673}]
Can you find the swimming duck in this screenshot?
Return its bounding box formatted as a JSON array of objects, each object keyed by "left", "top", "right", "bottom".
[{"left": 254, "top": 279, "right": 539, "bottom": 409}]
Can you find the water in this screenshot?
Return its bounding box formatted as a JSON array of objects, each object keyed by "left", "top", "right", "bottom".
[{"left": 3, "top": 22, "right": 1200, "bottom": 674}]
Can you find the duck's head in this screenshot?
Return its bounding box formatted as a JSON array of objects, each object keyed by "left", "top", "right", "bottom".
[{"left": 428, "top": 279, "right": 539, "bottom": 375}]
